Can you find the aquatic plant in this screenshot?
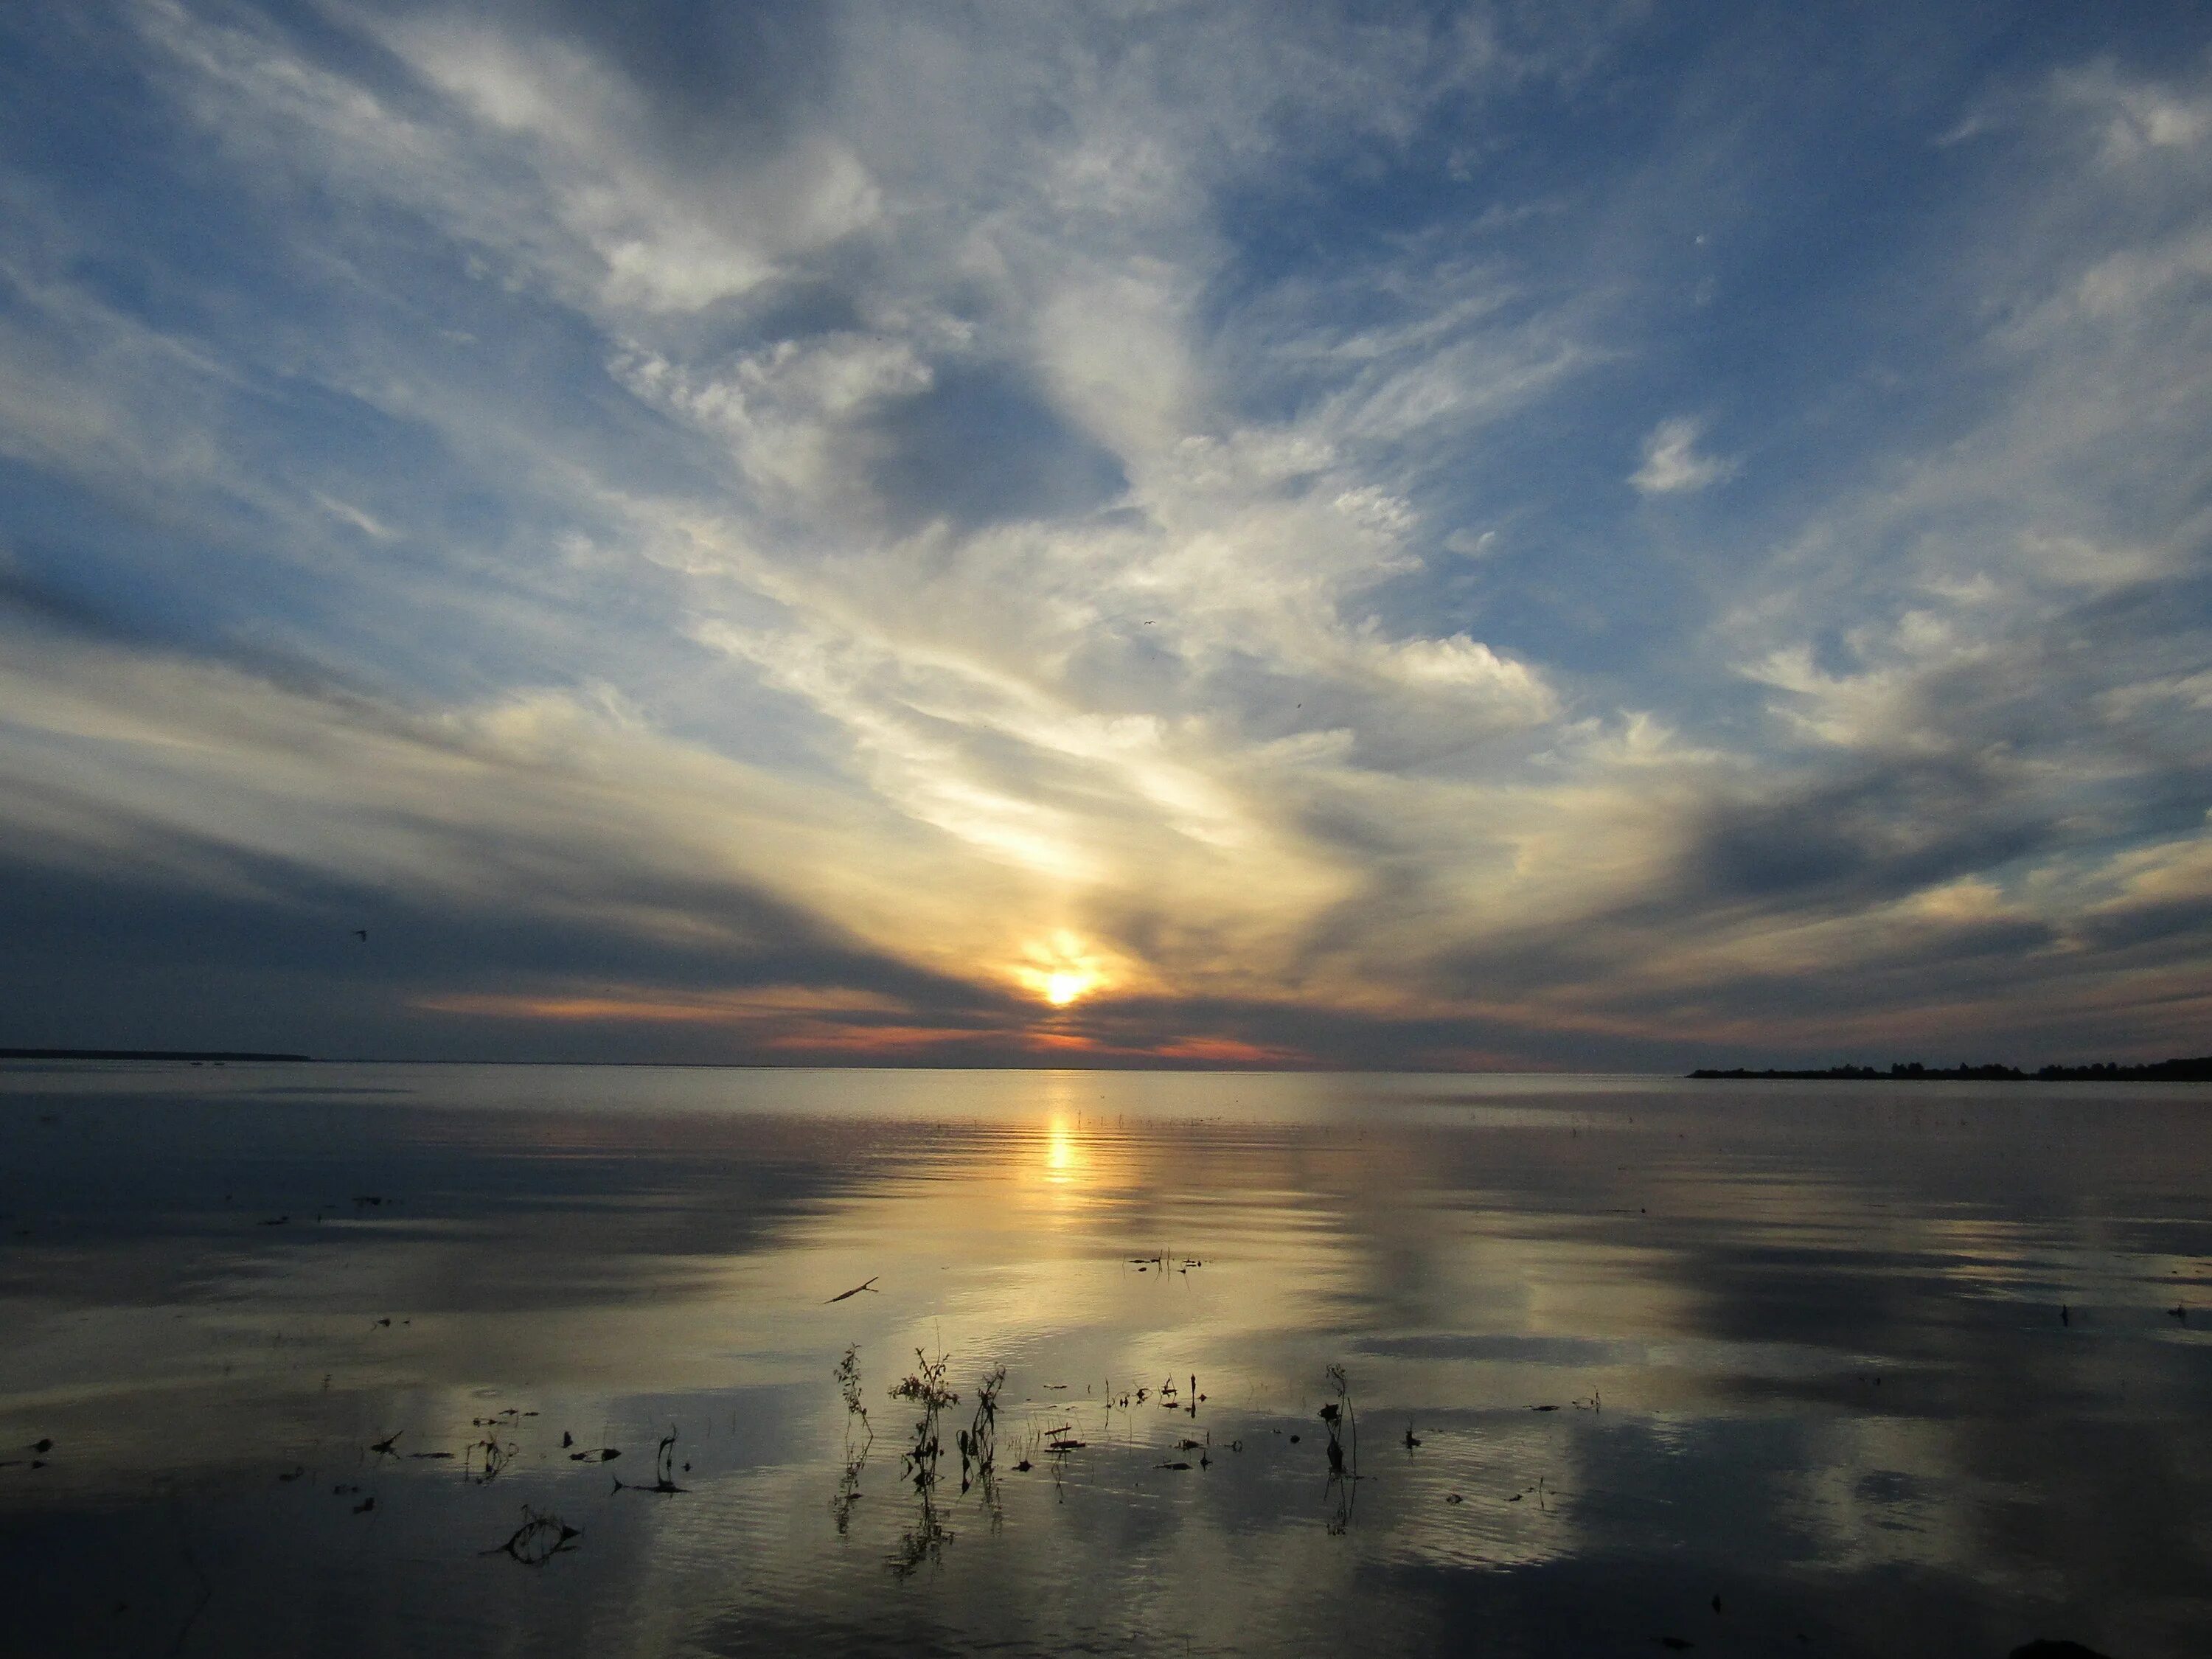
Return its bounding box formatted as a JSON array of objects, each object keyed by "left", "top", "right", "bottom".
[
  {"left": 831, "top": 1346, "right": 872, "bottom": 1537},
  {"left": 489, "top": 1505, "right": 580, "bottom": 1565},
  {"left": 956, "top": 1364, "right": 1005, "bottom": 1493},
  {"left": 891, "top": 1349, "right": 960, "bottom": 1495},
  {"left": 1321, "top": 1364, "right": 1357, "bottom": 1478}
]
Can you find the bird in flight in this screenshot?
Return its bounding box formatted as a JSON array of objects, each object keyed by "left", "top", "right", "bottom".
[{"left": 352, "top": 929, "right": 368, "bottom": 942}]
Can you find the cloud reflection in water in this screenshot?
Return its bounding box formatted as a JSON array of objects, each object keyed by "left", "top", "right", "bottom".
[{"left": 0, "top": 1063, "right": 2207, "bottom": 1658}]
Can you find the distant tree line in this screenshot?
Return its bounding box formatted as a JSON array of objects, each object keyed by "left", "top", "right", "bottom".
[{"left": 1689, "top": 1057, "right": 2212, "bottom": 1082}]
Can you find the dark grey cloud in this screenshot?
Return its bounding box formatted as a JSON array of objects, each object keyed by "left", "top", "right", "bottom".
[
  {"left": 860, "top": 362, "right": 1130, "bottom": 535},
  {"left": 1686, "top": 761, "right": 2052, "bottom": 907}
]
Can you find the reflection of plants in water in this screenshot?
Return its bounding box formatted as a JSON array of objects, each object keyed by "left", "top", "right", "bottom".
[
  {"left": 613, "top": 1425, "right": 687, "bottom": 1495},
  {"left": 831, "top": 1345, "right": 872, "bottom": 1537},
  {"left": 891, "top": 1349, "right": 960, "bottom": 1492},
  {"left": 841, "top": 1349, "right": 1013, "bottom": 1571},
  {"left": 959, "top": 1365, "right": 1006, "bottom": 1531},
  {"left": 836, "top": 1344, "right": 874, "bottom": 1454},
  {"left": 888, "top": 1349, "right": 961, "bottom": 1576},
  {"left": 488, "top": 1505, "right": 580, "bottom": 1565},
  {"left": 465, "top": 1436, "right": 516, "bottom": 1484},
  {"left": 1321, "top": 1364, "right": 1360, "bottom": 1535},
  {"left": 1321, "top": 1365, "right": 1357, "bottom": 1477},
  {"left": 956, "top": 1365, "right": 1004, "bottom": 1494}
]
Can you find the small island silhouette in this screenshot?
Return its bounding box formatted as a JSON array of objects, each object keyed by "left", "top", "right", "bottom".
[{"left": 1690, "top": 1056, "right": 2212, "bottom": 1082}]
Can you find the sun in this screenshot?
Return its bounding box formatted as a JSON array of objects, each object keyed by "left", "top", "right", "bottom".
[
  {"left": 1043, "top": 970, "right": 1092, "bottom": 1007},
  {"left": 1014, "top": 933, "right": 1108, "bottom": 1009}
]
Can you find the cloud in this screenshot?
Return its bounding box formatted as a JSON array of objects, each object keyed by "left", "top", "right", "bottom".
[
  {"left": 0, "top": 6, "right": 2209, "bottom": 1065},
  {"left": 1629, "top": 416, "right": 1737, "bottom": 495}
]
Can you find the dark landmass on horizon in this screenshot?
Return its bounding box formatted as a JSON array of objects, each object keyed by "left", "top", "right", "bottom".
[
  {"left": 0, "top": 1047, "right": 313, "bottom": 1062},
  {"left": 1691, "top": 1057, "right": 2212, "bottom": 1082}
]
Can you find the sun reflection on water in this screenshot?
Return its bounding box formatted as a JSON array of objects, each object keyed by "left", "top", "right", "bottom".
[{"left": 1044, "top": 1115, "right": 1081, "bottom": 1183}]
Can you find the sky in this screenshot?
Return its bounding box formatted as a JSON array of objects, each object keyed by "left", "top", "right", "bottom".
[{"left": 2, "top": 0, "right": 2210, "bottom": 1069}]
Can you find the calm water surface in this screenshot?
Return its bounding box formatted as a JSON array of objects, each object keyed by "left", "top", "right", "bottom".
[{"left": 1, "top": 1064, "right": 2208, "bottom": 1658}]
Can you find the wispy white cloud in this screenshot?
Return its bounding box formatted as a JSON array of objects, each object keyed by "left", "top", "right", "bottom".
[{"left": 1630, "top": 415, "right": 1736, "bottom": 495}]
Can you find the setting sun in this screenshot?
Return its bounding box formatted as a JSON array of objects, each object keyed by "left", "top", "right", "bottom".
[
  {"left": 1043, "top": 970, "right": 1092, "bottom": 1007},
  {"left": 1012, "top": 932, "right": 1110, "bottom": 1009}
]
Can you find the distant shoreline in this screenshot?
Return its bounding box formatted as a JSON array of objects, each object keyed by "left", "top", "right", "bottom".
[
  {"left": 1691, "top": 1057, "right": 2212, "bottom": 1082},
  {"left": 0, "top": 1047, "right": 313, "bottom": 1062}
]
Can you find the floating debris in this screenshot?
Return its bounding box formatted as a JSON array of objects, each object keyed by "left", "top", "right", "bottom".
[{"left": 827, "top": 1276, "right": 880, "bottom": 1304}]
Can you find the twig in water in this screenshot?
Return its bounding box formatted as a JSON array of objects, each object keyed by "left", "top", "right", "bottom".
[{"left": 827, "top": 1277, "right": 880, "bottom": 1304}]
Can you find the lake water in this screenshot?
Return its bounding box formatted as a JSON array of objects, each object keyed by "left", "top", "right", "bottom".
[{"left": 1, "top": 1063, "right": 2208, "bottom": 1658}]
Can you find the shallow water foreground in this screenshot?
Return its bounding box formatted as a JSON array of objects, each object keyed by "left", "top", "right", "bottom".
[{"left": 1, "top": 1063, "right": 2208, "bottom": 1658}]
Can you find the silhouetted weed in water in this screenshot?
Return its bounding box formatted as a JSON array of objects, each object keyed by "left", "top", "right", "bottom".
[
  {"left": 467, "top": 1433, "right": 513, "bottom": 1486},
  {"left": 488, "top": 1506, "right": 580, "bottom": 1565},
  {"left": 1321, "top": 1366, "right": 1361, "bottom": 1534},
  {"left": 613, "top": 1427, "right": 686, "bottom": 1495},
  {"left": 1321, "top": 1365, "right": 1357, "bottom": 1479},
  {"left": 887, "top": 1349, "right": 961, "bottom": 1575},
  {"left": 956, "top": 1366, "right": 1005, "bottom": 1494},
  {"left": 874, "top": 1351, "right": 1017, "bottom": 1571},
  {"left": 891, "top": 1349, "right": 959, "bottom": 1495},
  {"left": 832, "top": 1346, "right": 874, "bottom": 1536}
]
